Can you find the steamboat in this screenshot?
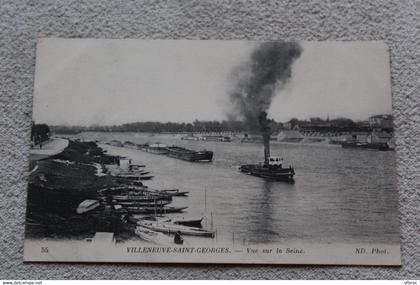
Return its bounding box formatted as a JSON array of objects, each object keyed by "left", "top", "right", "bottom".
[{"left": 239, "top": 112, "right": 295, "bottom": 183}]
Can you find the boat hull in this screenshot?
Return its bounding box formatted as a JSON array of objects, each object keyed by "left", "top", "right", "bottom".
[
  {"left": 166, "top": 148, "right": 213, "bottom": 162},
  {"left": 127, "top": 206, "right": 187, "bottom": 214},
  {"left": 341, "top": 142, "right": 390, "bottom": 151},
  {"left": 156, "top": 189, "right": 189, "bottom": 197},
  {"left": 240, "top": 164, "right": 295, "bottom": 183},
  {"left": 112, "top": 195, "right": 172, "bottom": 202},
  {"left": 138, "top": 221, "right": 215, "bottom": 237},
  {"left": 139, "top": 147, "right": 169, "bottom": 155},
  {"left": 135, "top": 227, "right": 174, "bottom": 245},
  {"left": 113, "top": 200, "right": 171, "bottom": 207},
  {"left": 173, "top": 218, "right": 203, "bottom": 228}
]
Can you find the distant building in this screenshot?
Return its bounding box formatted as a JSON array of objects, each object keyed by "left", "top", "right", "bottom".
[
  {"left": 340, "top": 130, "right": 393, "bottom": 145},
  {"left": 241, "top": 133, "right": 263, "bottom": 143},
  {"left": 341, "top": 132, "right": 371, "bottom": 143},
  {"left": 277, "top": 131, "right": 304, "bottom": 143},
  {"left": 369, "top": 130, "right": 393, "bottom": 144},
  {"left": 369, "top": 115, "right": 393, "bottom": 129},
  {"left": 283, "top": 122, "right": 292, "bottom": 130}
]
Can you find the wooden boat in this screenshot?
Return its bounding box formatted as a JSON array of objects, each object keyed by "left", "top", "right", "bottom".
[
  {"left": 137, "top": 220, "right": 214, "bottom": 237},
  {"left": 139, "top": 175, "right": 154, "bottom": 180},
  {"left": 135, "top": 226, "right": 175, "bottom": 245},
  {"left": 127, "top": 206, "right": 187, "bottom": 214},
  {"left": 341, "top": 142, "right": 390, "bottom": 151},
  {"left": 123, "top": 141, "right": 138, "bottom": 149},
  {"left": 149, "top": 188, "right": 189, "bottom": 197},
  {"left": 116, "top": 174, "right": 154, "bottom": 181},
  {"left": 76, "top": 200, "right": 100, "bottom": 214},
  {"left": 139, "top": 216, "right": 171, "bottom": 223},
  {"left": 113, "top": 200, "right": 171, "bottom": 207},
  {"left": 199, "top": 135, "right": 232, "bottom": 142},
  {"left": 166, "top": 146, "right": 213, "bottom": 162},
  {"left": 131, "top": 215, "right": 203, "bottom": 228},
  {"left": 115, "top": 170, "right": 149, "bottom": 176},
  {"left": 160, "top": 189, "right": 189, "bottom": 197},
  {"left": 112, "top": 195, "right": 172, "bottom": 203},
  {"left": 99, "top": 185, "right": 148, "bottom": 193},
  {"left": 173, "top": 217, "right": 203, "bottom": 228}
]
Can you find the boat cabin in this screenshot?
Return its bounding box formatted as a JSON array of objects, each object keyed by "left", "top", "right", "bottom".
[{"left": 268, "top": 156, "right": 283, "bottom": 167}]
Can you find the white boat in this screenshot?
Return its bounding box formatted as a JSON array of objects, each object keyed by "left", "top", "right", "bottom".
[
  {"left": 135, "top": 226, "right": 174, "bottom": 245},
  {"left": 137, "top": 220, "right": 215, "bottom": 237},
  {"left": 76, "top": 199, "right": 100, "bottom": 214},
  {"left": 140, "top": 215, "right": 203, "bottom": 228}
]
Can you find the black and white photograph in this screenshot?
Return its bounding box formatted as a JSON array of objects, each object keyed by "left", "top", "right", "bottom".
[{"left": 24, "top": 39, "right": 400, "bottom": 265}]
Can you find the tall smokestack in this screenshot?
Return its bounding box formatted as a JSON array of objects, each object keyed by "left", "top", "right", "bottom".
[
  {"left": 259, "top": 112, "right": 270, "bottom": 165},
  {"left": 227, "top": 41, "right": 302, "bottom": 163}
]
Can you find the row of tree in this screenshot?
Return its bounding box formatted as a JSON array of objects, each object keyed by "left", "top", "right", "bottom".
[
  {"left": 51, "top": 117, "right": 372, "bottom": 134},
  {"left": 31, "top": 123, "right": 50, "bottom": 144}
]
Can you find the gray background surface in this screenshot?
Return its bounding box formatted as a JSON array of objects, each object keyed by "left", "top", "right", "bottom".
[{"left": 0, "top": 0, "right": 419, "bottom": 279}]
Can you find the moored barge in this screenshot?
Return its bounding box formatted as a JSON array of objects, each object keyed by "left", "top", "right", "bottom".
[
  {"left": 138, "top": 143, "right": 169, "bottom": 154},
  {"left": 341, "top": 142, "right": 390, "bottom": 151},
  {"left": 166, "top": 146, "right": 213, "bottom": 162}
]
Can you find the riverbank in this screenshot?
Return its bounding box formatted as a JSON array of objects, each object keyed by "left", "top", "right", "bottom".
[
  {"left": 25, "top": 140, "right": 133, "bottom": 240},
  {"left": 29, "top": 137, "right": 69, "bottom": 161}
]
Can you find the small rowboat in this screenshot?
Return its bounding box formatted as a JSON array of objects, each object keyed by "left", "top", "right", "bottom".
[
  {"left": 138, "top": 220, "right": 214, "bottom": 237},
  {"left": 116, "top": 174, "right": 154, "bottom": 181},
  {"left": 160, "top": 189, "right": 189, "bottom": 196},
  {"left": 127, "top": 206, "right": 187, "bottom": 214},
  {"left": 112, "top": 195, "right": 171, "bottom": 202},
  {"left": 135, "top": 226, "right": 174, "bottom": 246},
  {"left": 148, "top": 188, "right": 189, "bottom": 197},
  {"left": 139, "top": 175, "right": 154, "bottom": 180},
  {"left": 173, "top": 217, "right": 203, "bottom": 228},
  {"left": 130, "top": 216, "right": 203, "bottom": 228},
  {"left": 113, "top": 200, "right": 171, "bottom": 207}
]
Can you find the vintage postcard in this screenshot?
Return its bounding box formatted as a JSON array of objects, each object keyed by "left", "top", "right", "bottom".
[{"left": 24, "top": 39, "right": 400, "bottom": 265}]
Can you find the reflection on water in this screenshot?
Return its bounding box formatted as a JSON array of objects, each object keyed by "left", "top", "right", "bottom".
[{"left": 70, "top": 132, "right": 400, "bottom": 244}]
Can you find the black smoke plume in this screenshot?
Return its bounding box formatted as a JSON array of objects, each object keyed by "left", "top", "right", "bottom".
[
  {"left": 228, "top": 41, "right": 302, "bottom": 164},
  {"left": 229, "top": 41, "right": 302, "bottom": 129}
]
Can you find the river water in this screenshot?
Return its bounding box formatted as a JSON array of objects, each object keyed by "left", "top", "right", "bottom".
[{"left": 69, "top": 132, "right": 400, "bottom": 245}]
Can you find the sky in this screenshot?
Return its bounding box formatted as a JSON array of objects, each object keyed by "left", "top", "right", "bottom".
[{"left": 33, "top": 39, "right": 392, "bottom": 126}]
